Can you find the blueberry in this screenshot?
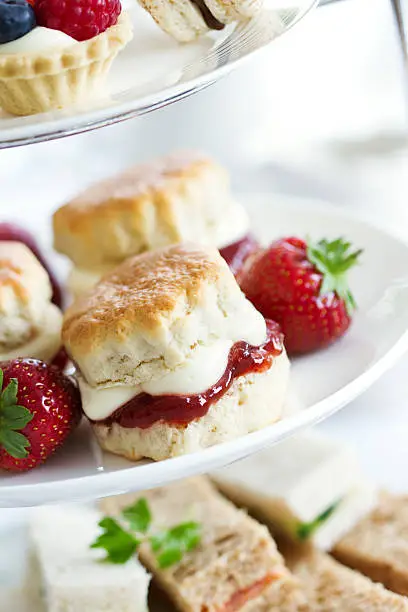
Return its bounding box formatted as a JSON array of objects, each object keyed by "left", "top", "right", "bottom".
[{"left": 0, "top": 0, "right": 36, "bottom": 45}]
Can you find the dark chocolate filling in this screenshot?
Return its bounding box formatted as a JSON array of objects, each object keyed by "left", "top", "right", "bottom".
[{"left": 190, "top": 0, "right": 225, "bottom": 30}]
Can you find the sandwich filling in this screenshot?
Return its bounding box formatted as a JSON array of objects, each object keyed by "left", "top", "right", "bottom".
[
  {"left": 190, "top": 0, "right": 225, "bottom": 29},
  {"left": 223, "top": 572, "right": 283, "bottom": 612},
  {"left": 89, "top": 320, "right": 283, "bottom": 429}
]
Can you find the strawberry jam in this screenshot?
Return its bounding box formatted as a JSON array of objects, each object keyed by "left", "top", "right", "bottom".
[
  {"left": 101, "top": 320, "right": 283, "bottom": 430},
  {"left": 220, "top": 234, "right": 260, "bottom": 276}
]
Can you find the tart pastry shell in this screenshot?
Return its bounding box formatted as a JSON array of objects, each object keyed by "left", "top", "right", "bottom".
[{"left": 0, "top": 12, "right": 133, "bottom": 116}]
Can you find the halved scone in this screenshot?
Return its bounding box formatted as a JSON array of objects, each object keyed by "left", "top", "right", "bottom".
[{"left": 62, "top": 243, "right": 289, "bottom": 461}]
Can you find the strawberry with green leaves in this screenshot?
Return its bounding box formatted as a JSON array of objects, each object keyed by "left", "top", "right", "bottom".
[
  {"left": 0, "top": 358, "right": 81, "bottom": 472},
  {"left": 240, "top": 237, "right": 362, "bottom": 355}
]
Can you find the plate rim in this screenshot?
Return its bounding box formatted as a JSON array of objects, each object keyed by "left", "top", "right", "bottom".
[
  {"left": 0, "top": 1, "right": 318, "bottom": 150},
  {"left": 1, "top": 193, "right": 407, "bottom": 507}
]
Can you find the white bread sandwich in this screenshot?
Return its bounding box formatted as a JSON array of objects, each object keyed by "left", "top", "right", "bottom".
[
  {"left": 100, "top": 477, "right": 306, "bottom": 612},
  {"left": 212, "top": 432, "right": 377, "bottom": 551},
  {"left": 280, "top": 539, "right": 408, "bottom": 611},
  {"left": 332, "top": 492, "right": 408, "bottom": 596},
  {"left": 0, "top": 242, "right": 62, "bottom": 363},
  {"left": 53, "top": 152, "right": 252, "bottom": 298},
  {"left": 137, "top": 0, "right": 262, "bottom": 42},
  {"left": 28, "top": 505, "right": 151, "bottom": 612},
  {"left": 62, "top": 243, "right": 289, "bottom": 462}
]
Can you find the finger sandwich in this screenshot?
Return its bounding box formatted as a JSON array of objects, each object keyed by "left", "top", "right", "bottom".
[
  {"left": 28, "top": 505, "right": 151, "bottom": 612},
  {"left": 100, "top": 477, "right": 305, "bottom": 612},
  {"left": 0, "top": 242, "right": 62, "bottom": 363},
  {"left": 332, "top": 492, "right": 408, "bottom": 596},
  {"left": 280, "top": 539, "right": 408, "bottom": 611},
  {"left": 62, "top": 243, "right": 289, "bottom": 461},
  {"left": 53, "top": 152, "right": 251, "bottom": 298},
  {"left": 212, "top": 432, "right": 377, "bottom": 550}
]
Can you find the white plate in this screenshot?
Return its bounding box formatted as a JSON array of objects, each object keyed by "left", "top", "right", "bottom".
[
  {"left": 1, "top": 194, "right": 408, "bottom": 508},
  {"left": 0, "top": 0, "right": 316, "bottom": 149}
]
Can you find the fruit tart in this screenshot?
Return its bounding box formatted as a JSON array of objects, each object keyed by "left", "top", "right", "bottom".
[{"left": 0, "top": 0, "right": 133, "bottom": 116}]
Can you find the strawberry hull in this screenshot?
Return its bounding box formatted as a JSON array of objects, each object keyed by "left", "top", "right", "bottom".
[{"left": 239, "top": 236, "right": 361, "bottom": 355}]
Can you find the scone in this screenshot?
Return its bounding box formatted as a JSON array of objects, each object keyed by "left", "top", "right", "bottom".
[
  {"left": 0, "top": 1, "right": 132, "bottom": 116},
  {"left": 0, "top": 242, "right": 62, "bottom": 362},
  {"left": 53, "top": 151, "right": 254, "bottom": 298},
  {"left": 138, "top": 0, "right": 262, "bottom": 42},
  {"left": 62, "top": 243, "right": 290, "bottom": 461}
]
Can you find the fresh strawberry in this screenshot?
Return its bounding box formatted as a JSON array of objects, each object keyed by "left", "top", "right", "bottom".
[
  {"left": 240, "top": 237, "right": 362, "bottom": 355},
  {"left": 34, "top": 0, "right": 122, "bottom": 42},
  {"left": 0, "top": 223, "right": 63, "bottom": 308},
  {"left": 0, "top": 359, "right": 81, "bottom": 472}
]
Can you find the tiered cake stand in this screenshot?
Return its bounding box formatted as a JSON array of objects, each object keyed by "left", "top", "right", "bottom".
[{"left": 1, "top": 0, "right": 408, "bottom": 514}]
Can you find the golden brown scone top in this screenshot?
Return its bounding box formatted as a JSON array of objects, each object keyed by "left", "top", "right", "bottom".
[
  {"left": 53, "top": 151, "right": 228, "bottom": 267},
  {"left": 62, "top": 243, "right": 225, "bottom": 353}
]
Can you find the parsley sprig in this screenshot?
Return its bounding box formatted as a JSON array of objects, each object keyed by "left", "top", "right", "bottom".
[
  {"left": 91, "top": 498, "right": 201, "bottom": 568},
  {"left": 0, "top": 370, "right": 33, "bottom": 459}
]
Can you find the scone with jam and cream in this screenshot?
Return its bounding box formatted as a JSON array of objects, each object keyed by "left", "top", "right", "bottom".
[
  {"left": 0, "top": 242, "right": 62, "bottom": 362},
  {"left": 0, "top": 0, "right": 132, "bottom": 116},
  {"left": 62, "top": 243, "right": 289, "bottom": 461},
  {"left": 53, "top": 152, "right": 257, "bottom": 298}
]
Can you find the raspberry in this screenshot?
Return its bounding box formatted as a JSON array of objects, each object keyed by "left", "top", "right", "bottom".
[{"left": 34, "top": 0, "right": 121, "bottom": 41}]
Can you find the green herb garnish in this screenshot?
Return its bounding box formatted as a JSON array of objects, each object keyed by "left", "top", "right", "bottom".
[
  {"left": 0, "top": 373, "right": 33, "bottom": 459},
  {"left": 151, "top": 521, "right": 202, "bottom": 569},
  {"left": 91, "top": 498, "right": 201, "bottom": 568},
  {"left": 122, "top": 498, "right": 152, "bottom": 533},
  {"left": 91, "top": 517, "right": 141, "bottom": 564},
  {"left": 296, "top": 499, "right": 341, "bottom": 541}
]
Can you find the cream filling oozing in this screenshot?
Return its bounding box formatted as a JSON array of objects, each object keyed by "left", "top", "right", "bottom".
[
  {"left": 0, "top": 27, "right": 76, "bottom": 55},
  {"left": 79, "top": 339, "right": 237, "bottom": 421}
]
